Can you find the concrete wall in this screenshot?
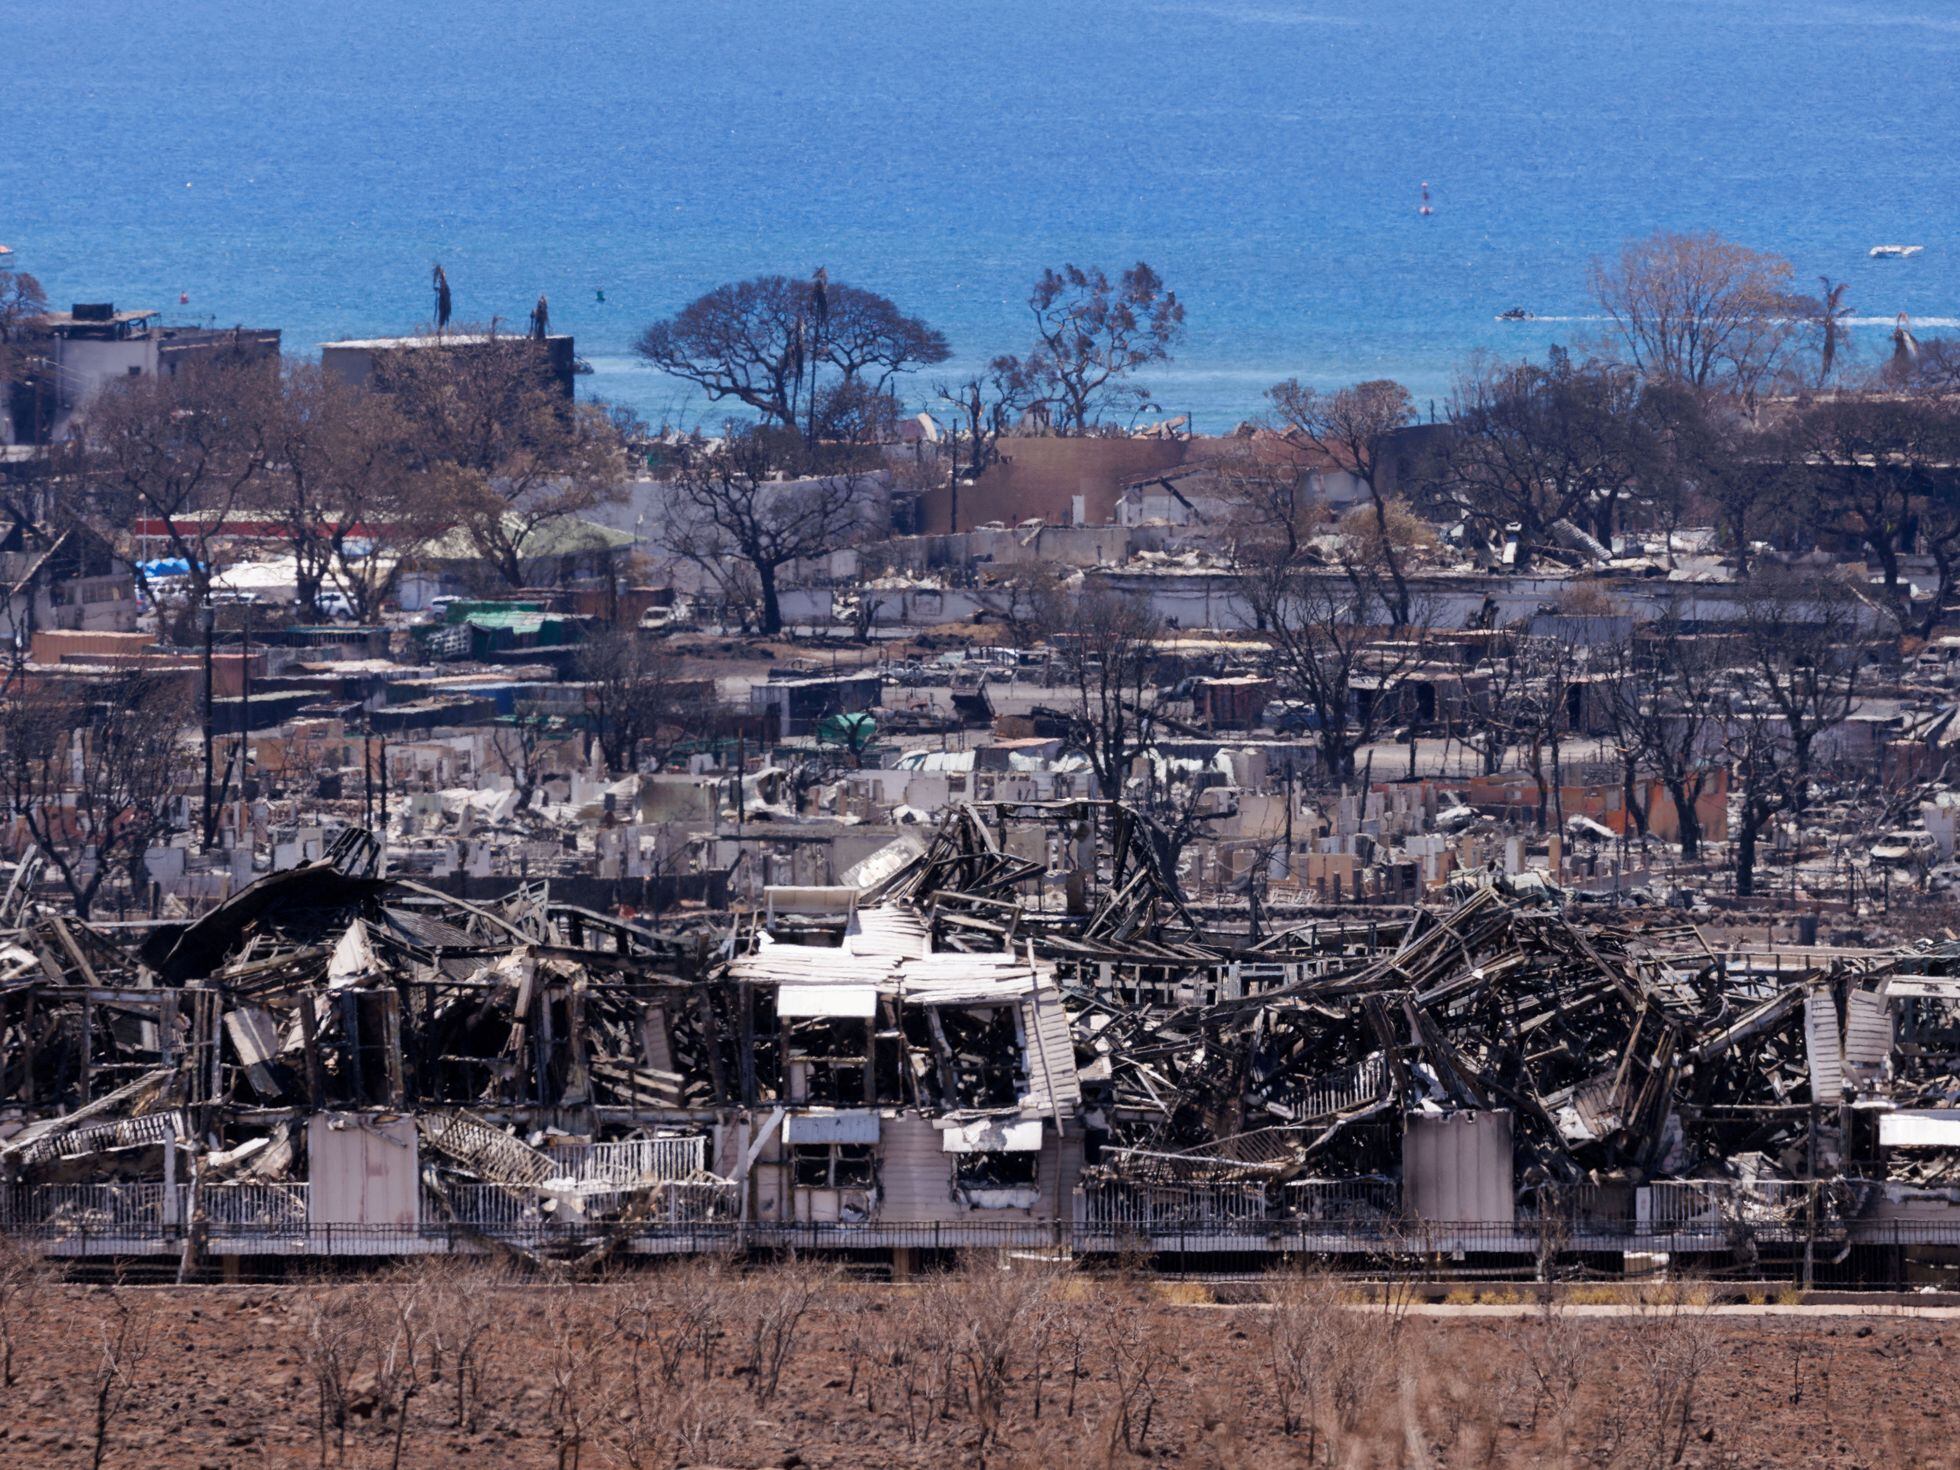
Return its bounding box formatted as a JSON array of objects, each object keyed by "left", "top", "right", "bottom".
[{"left": 919, "top": 436, "right": 1188, "bottom": 533}]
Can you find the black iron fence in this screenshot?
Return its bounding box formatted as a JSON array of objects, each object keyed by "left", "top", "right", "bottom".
[{"left": 5, "top": 1211, "right": 1960, "bottom": 1290}]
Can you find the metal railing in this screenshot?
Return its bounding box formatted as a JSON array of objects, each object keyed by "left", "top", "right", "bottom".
[
  {"left": 3, "top": 1177, "right": 1959, "bottom": 1290},
  {"left": 544, "top": 1136, "right": 707, "bottom": 1184}
]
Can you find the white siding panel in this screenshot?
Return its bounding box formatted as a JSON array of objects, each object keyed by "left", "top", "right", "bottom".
[
  {"left": 307, "top": 1113, "right": 419, "bottom": 1227},
  {"left": 876, "top": 1112, "right": 966, "bottom": 1223},
  {"left": 1404, "top": 1111, "right": 1514, "bottom": 1225}
]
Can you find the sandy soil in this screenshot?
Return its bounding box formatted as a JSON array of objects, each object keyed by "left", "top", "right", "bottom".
[{"left": 0, "top": 1272, "right": 1951, "bottom": 1469}]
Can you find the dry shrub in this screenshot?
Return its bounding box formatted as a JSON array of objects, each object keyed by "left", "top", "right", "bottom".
[
  {"left": 87, "top": 1282, "right": 156, "bottom": 1470},
  {"left": 1098, "top": 1294, "right": 1176, "bottom": 1456},
  {"left": 1601, "top": 1284, "right": 1718, "bottom": 1469},
  {"left": 0, "top": 1236, "right": 48, "bottom": 1390},
  {"left": 421, "top": 1255, "right": 509, "bottom": 1431},
  {"left": 621, "top": 1256, "right": 732, "bottom": 1387},
  {"left": 372, "top": 1267, "right": 433, "bottom": 1470},
  {"left": 1263, "top": 1268, "right": 1408, "bottom": 1464},
  {"left": 297, "top": 1280, "right": 367, "bottom": 1468},
  {"left": 1515, "top": 1293, "right": 1594, "bottom": 1458},
  {"left": 605, "top": 1260, "right": 741, "bottom": 1470},
  {"left": 541, "top": 1287, "right": 615, "bottom": 1470},
  {"left": 935, "top": 1252, "right": 1068, "bottom": 1458},
  {"left": 733, "top": 1254, "right": 832, "bottom": 1403}
]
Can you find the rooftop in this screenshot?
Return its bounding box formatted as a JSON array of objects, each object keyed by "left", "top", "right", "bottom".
[{"left": 321, "top": 332, "right": 574, "bottom": 351}]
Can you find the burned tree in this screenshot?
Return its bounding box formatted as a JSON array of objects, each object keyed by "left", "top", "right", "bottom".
[
  {"left": 1603, "top": 609, "right": 1724, "bottom": 861},
  {"left": 79, "top": 354, "right": 275, "bottom": 635},
  {"left": 370, "top": 332, "right": 625, "bottom": 588},
  {"left": 2, "top": 672, "right": 190, "bottom": 918},
  {"left": 1059, "top": 586, "right": 1165, "bottom": 799},
  {"left": 1265, "top": 378, "right": 1418, "bottom": 623},
  {"left": 635, "top": 274, "right": 948, "bottom": 442},
  {"left": 1017, "top": 263, "right": 1184, "bottom": 434},
  {"left": 659, "top": 431, "right": 876, "bottom": 635},
  {"left": 1247, "top": 570, "right": 1426, "bottom": 785},
  {"left": 266, "top": 363, "right": 439, "bottom": 621},
  {"left": 1440, "top": 349, "right": 1644, "bottom": 564},
  {"left": 1722, "top": 568, "right": 1865, "bottom": 896},
  {"left": 488, "top": 707, "right": 559, "bottom": 813},
  {"left": 578, "top": 629, "right": 687, "bottom": 775},
  {"left": 1792, "top": 392, "right": 1960, "bottom": 636},
  {"left": 934, "top": 356, "right": 1035, "bottom": 483}
]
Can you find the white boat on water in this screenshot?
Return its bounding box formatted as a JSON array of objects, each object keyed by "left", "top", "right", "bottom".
[{"left": 1870, "top": 244, "right": 1924, "bottom": 259}]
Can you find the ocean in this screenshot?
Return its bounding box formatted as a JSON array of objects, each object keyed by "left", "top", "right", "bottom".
[{"left": 6, "top": 0, "right": 1958, "bottom": 430}]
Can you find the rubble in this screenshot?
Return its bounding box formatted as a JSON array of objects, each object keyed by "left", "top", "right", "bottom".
[{"left": 6, "top": 797, "right": 1960, "bottom": 1278}]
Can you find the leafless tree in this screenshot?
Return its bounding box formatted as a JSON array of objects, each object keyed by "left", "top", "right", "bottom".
[
  {"left": 1212, "top": 445, "right": 1321, "bottom": 586},
  {"left": 976, "top": 561, "right": 1070, "bottom": 647},
  {"left": 1247, "top": 570, "right": 1427, "bottom": 785},
  {"left": 659, "top": 430, "right": 877, "bottom": 635},
  {"left": 1017, "top": 263, "right": 1184, "bottom": 433},
  {"left": 489, "top": 706, "right": 559, "bottom": 813},
  {"left": 1440, "top": 349, "right": 1645, "bottom": 565},
  {"left": 1589, "top": 230, "right": 1810, "bottom": 400},
  {"left": 935, "top": 357, "right": 1035, "bottom": 481},
  {"left": 1603, "top": 609, "right": 1725, "bottom": 861},
  {"left": 1058, "top": 585, "right": 1165, "bottom": 798},
  {"left": 266, "top": 363, "right": 441, "bottom": 620},
  {"left": 1266, "top": 378, "right": 1418, "bottom": 622},
  {"left": 1721, "top": 567, "right": 1865, "bottom": 895},
  {"left": 3, "top": 672, "right": 190, "bottom": 919},
  {"left": 1507, "top": 634, "right": 1580, "bottom": 833},
  {"left": 577, "top": 629, "right": 688, "bottom": 774}
]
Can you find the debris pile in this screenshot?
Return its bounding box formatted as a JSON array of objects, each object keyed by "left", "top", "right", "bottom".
[{"left": 5, "top": 806, "right": 1960, "bottom": 1258}]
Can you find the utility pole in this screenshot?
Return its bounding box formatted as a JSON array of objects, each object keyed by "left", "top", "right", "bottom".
[
  {"left": 238, "top": 600, "right": 251, "bottom": 816},
  {"left": 199, "top": 603, "right": 215, "bottom": 851}
]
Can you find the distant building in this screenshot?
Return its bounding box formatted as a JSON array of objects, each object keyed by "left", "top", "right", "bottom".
[
  {"left": 0, "top": 519, "right": 137, "bottom": 641},
  {"left": 9, "top": 303, "right": 280, "bottom": 443},
  {"left": 320, "top": 331, "right": 577, "bottom": 400}
]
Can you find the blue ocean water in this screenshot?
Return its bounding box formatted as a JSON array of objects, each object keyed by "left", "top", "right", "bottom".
[{"left": 6, "top": 0, "right": 1958, "bottom": 430}]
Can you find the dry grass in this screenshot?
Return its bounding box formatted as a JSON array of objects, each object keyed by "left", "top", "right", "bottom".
[{"left": 0, "top": 1261, "right": 1952, "bottom": 1468}]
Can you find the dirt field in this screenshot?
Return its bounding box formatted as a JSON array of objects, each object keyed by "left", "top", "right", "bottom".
[{"left": 0, "top": 1263, "right": 1952, "bottom": 1469}]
